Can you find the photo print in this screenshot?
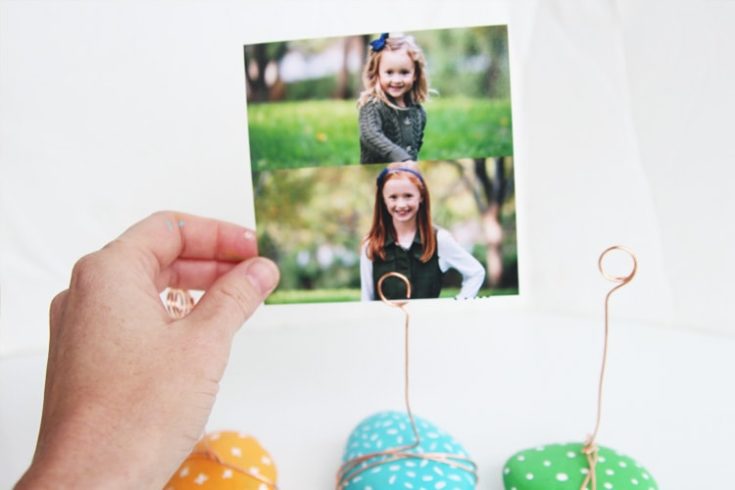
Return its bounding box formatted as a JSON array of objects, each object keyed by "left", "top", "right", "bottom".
[{"left": 244, "top": 25, "right": 518, "bottom": 304}]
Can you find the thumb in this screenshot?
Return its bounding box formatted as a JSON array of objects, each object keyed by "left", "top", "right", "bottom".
[{"left": 186, "top": 257, "right": 279, "bottom": 336}]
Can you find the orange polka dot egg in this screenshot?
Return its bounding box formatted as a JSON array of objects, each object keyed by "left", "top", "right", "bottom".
[{"left": 165, "top": 431, "right": 277, "bottom": 489}]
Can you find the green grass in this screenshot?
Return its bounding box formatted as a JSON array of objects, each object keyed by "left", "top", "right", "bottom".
[
  {"left": 265, "top": 288, "right": 361, "bottom": 305},
  {"left": 265, "top": 287, "right": 518, "bottom": 305},
  {"left": 247, "top": 96, "right": 512, "bottom": 170},
  {"left": 423, "top": 97, "right": 513, "bottom": 160}
]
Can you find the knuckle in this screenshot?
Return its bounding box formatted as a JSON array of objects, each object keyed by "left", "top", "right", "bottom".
[
  {"left": 70, "top": 246, "right": 128, "bottom": 290},
  {"left": 70, "top": 253, "right": 103, "bottom": 289},
  {"left": 49, "top": 290, "right": 69, "bottom": 331},
  {"left": 103, "top": 238, "right": 157, "bottom": 275},
  {"left": 49, "top": 290, "right": 67, "bottom": 315},
  {"left": 100, "top": 237, "right": 125, "bottom": 253}
]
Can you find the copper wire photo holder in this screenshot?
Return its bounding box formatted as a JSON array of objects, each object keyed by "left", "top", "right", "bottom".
[
  {"left": 336, "top": 272, "right": 478, "bottom": 489},
  {"left": 164, "top": 288, "right": 195, "bottom": 319},
  {"left": 580, "top": 245, "right": 638, "bottom": 490}
]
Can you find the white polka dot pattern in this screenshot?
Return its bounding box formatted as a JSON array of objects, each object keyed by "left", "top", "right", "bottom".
[
  {"left": 166, "top": 431, "right": 277, "bottom": 489},
  {"left": 342, "top": 411, "right": 476, "bottom": 490},
  {"left": 502, "top": 443, "right": 657, "bottom": 490}
]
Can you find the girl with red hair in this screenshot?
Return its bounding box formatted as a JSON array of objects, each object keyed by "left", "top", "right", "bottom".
[{"left": 360, "top": 163, "right": 485, "bottom": 301}]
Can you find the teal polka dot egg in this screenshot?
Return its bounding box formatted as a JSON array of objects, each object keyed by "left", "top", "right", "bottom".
[
  {"left": 503, "top": 443, "right": 657, "bottom": 490},
  {"left": 339, "top": 411, "right": 477, "bottom": 489}
]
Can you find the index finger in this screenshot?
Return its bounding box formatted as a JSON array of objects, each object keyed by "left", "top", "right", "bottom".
[{"left": 114, "top": 211, "right": 259, "bottom": 276}]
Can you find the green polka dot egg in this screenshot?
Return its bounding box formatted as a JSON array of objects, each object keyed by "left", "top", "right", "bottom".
[
  {"left": 340, "top": 411, "right": 477, "bottom": 489},
  {"left": 503, "top": 443, "right": 657, "bottom": 490}
]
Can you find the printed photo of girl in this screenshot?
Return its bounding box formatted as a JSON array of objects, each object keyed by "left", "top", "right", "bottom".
[
  {"left": 246, "top": 25, "right": 518, "bottom": 305},
  {"left": 358, "top": 34, "right": 429, "bottom": 165},
  {"left": 244, "top": 25, "right": 511, "bottom": 171},
  {"left": 361, "top": 162, "right": 485, "bottom": 301}
]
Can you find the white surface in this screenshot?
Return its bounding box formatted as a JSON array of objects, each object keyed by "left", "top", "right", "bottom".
[
  {"left": 2, "top": 0, "right": 735, "bottom": 488},
  {"left": 3, "top": 309, "right": 734, "bottom": 488}
]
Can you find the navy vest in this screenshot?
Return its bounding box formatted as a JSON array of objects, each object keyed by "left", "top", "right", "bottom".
[{"left": 372, "top": 231, "right": 442, "bottom": 300}]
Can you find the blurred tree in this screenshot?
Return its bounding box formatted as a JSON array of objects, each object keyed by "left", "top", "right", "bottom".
[
  {"left": 254, "top": 165, "right": 376, "bottom": 291},
  {"left": 443, "top": 158, "right": 512, "bottom": 287},
  {"left": 335, "top": 37, "right": 352, "bottom": 100},
  {"left": 483, "top": 25, "right": 509, "bottom": 98},
  {"left": 334, "top": 36, "right": 357, "bottom": 100},
  {"left": 244, "top": 42, "right": 288, "bottom": 102},
  {"left": 474, "top": 157, "right": 506, "bottom": 287},
  {"left": 412, "top": 25, "right": 509, "bottom": 99},
  {"left": 334, "top": 35, "right": 369, "bottom": 100}
]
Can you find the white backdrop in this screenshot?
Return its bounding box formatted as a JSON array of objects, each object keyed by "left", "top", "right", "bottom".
[
  {"left": 1, "top": 0, "right": 735, "bottom": 488},
  {"left": 3, "top": 1, "right": 735, "bottom": 354},
  {"left": 3, "top": 0, "right": 734, "bottom": 357}
]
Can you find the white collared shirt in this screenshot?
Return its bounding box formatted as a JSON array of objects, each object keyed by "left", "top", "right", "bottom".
[{"left": 360, "top": 228, "right": 485, "bottom": 301}]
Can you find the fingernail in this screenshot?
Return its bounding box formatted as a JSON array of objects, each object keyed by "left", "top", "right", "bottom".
[{"left": 244, "top": 258, "right": 279, "bottom": 295}]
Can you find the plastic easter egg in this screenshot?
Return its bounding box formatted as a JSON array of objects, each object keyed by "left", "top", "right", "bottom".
[
  {"left": 502, "top": 442, "right": 657, "bottom": 490},
  {"left": 339, "top": 411, "right": 477, "bottom": 489},
  {"left": 165, "top": 431, "right": 276, "bottom": 489}
]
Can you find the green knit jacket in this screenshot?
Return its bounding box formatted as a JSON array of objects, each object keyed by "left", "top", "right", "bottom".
[{"left": 359, "top": 98, "right": 427, "bottom": 164}]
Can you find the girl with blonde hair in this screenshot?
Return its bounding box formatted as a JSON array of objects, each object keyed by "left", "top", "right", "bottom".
[{"left": 358, "top": 33, "right": 430, "bottom": 164}]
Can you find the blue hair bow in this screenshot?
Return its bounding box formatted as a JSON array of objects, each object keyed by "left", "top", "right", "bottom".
[{"left": 369, "top": 33, "right": 389, "bottom": 52}]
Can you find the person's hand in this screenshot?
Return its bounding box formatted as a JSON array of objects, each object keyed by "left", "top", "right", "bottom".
[{"left": 16, "top": 212, "right": 279, "bottom": 489}]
